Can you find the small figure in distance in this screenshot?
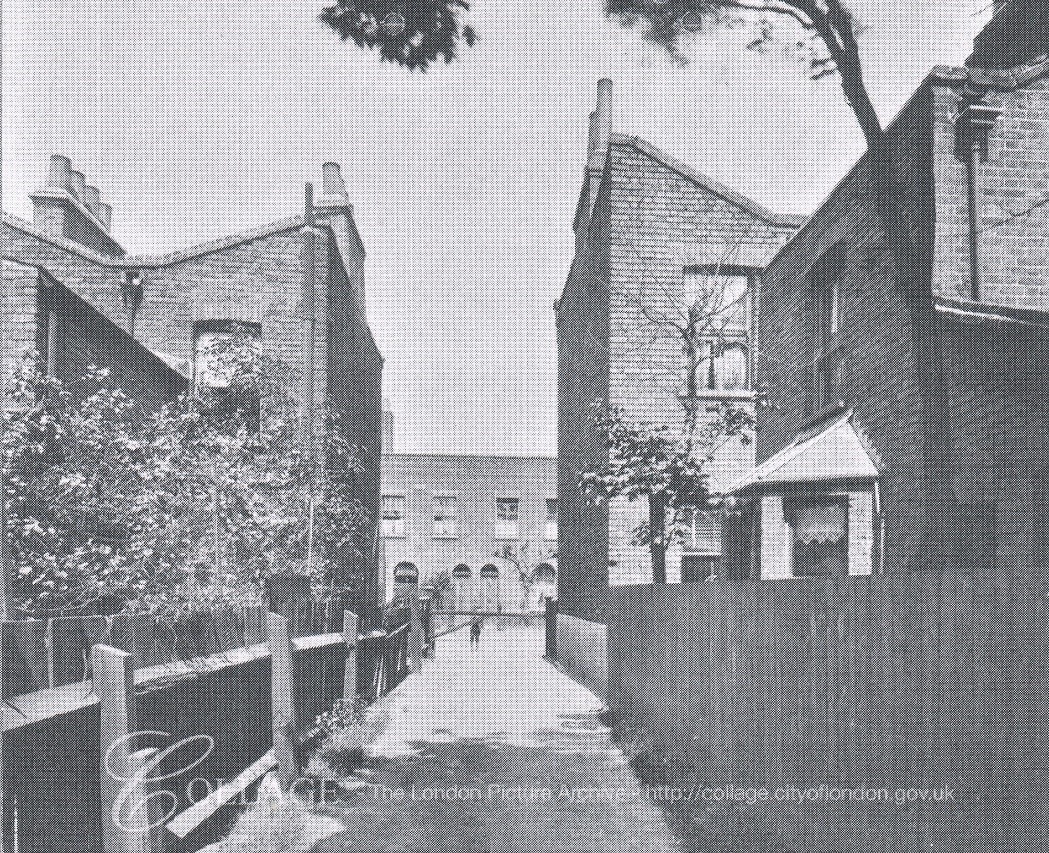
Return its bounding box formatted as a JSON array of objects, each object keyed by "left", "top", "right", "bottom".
[{"left": 469, "top": 618, "right": 482, "bottom": 648}]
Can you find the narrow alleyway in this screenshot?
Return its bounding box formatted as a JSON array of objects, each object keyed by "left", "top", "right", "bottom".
[{"left": 312, "top": 622, "right": 684, "bottom": 853}]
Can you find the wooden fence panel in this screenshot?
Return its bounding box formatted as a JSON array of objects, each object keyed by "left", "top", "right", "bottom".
[
  {"left": 1, "top": 619, "right": 48, "bottom": 698},
  {"left": 604, "top": 575, "right": 1049, "bottom": 853},
  {"left": 49, "top": 615, "right": 110, "bottom": 687}
]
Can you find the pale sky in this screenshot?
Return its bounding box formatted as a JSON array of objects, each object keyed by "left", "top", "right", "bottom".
[{"left": 3, "top": 0, "right": 986, "bottom": 455}]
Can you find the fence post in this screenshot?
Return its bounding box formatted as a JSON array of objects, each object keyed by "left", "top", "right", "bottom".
[
  {"left": 342, "top": 610, "right": 358, "bottom": 707},
  {"left": 267, "top": 612, "right": 298, "bottom": 790},
  {"left": 408, "top": 594, "right": 423, "bottom": 674},
  {"left": 545, "top": 597, "right": 557, "bottom": 661},
  {"left": 93, "top": 644, "right": 150, "bottom": 853}
]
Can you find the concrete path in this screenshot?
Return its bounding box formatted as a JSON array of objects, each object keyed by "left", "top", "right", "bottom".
[{"left": 311, "top": 622, "right": 684, "bottom": 853}]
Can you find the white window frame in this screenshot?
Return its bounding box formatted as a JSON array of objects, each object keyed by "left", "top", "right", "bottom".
[
  {"left": 382, "top": 495, "right": 406, "bottom": 538},
  {"left": 432, "top": 495, "right": 459, "bottom": 538},
  {"left": 495, "top": 498, "right": 520, "bottom": 540}
]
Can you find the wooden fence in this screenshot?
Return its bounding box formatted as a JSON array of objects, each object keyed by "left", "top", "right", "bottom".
[
  {"left": 2, "top": 597, "right": 433, "bottom": 853},
  {"left": 606, "top": 575, "right": 1049, "bottom": 853}
]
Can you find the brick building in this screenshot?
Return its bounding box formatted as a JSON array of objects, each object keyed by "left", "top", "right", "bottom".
[
  {"left": 733, "top": 3, "right": 1049, "bottom": 582},
  {"left": 381, "top": 446, "right": 558, "bottom": 613},
  {"left": 555, "top": 80, "right": 802, "bottom": 694},
  {"left": 2, "top": 157, "right": 384, "bottom": 619},
  {"left": 2, "top": 260, "right": 188, "bottom": 408}
]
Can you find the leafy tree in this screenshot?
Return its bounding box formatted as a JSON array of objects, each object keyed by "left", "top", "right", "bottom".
[
  {"left": 581, "top": 402, "right": 751, "bottom": 584},
  {"left": 2, "top": 331, "right": 371, "bottom": 618},
  {"left": 495, "top": 541, "right": 556, "bottom": 611},
  {"left": 425, "top": 567, "right": 452, "bottom": 607},
  {"left": 579, "top": 246, "right": 757, "bottom": 584},
  {"left": 319, "top": 0, "right": 477, "bottom": 71},
  {"left": 606, "top": 0, "right": 881, "bottom": 145}
]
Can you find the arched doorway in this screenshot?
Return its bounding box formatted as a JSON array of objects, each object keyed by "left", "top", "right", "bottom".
[
  {"left": 531, "top": 562, "right": 556, "bottom": 611},
  {"left": 451, "top": 564, "right": 472, "bottom": 611},
  {"left": 479, "top": 564, "right": 500, "bottom": 612}
]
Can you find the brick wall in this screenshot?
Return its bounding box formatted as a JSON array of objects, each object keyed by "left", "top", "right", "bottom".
[
  {"left": 757, "top": 81, "right": 938, "bottom": 574},
  {"left": 556, "top": 191, "right": 612, "bottom": 622},
  {"left": 557, "top": 136, "right": 797, "bottom": 621},
  {"left": 3, "top": 217, "right": 129, "bottom": 332},
  {"left": 4, "top": 175, "right": 384, "bottom": 617},
  {"left": 938, "top": 306, "right": 1049, "bottom": 577},
  {"left": 31, "top": 195, "right": 125, "bottom": 259},
  {"left": 604, "top": 140, "right": 796, "bottom": 586},
  {"left": 382, "top": 453, "right": 557, "bottom": 611},
  {"left": 933, "top": 72, "right": 1049, "bottom": 311},
  {"left": 1, "top": 260, "right": 42, "bottom": 376},
  {"left": 1, "top": 260, "right": 187, "bottom": 408}
]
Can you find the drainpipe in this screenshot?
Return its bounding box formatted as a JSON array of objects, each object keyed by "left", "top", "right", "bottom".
[
  {"left": 304, "top": 183, "right": 319, "bottom": 581},
  {"left": 955, "top": 95, "right": 1001, "bottom": 302},
  {"left": 44, "top": 282, "right": 59, "bottom": 380}
]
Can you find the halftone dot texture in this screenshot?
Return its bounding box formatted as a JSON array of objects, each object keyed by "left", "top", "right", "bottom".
[{"left": 0, "top": 0, "right": 1022, "bottom": 851}]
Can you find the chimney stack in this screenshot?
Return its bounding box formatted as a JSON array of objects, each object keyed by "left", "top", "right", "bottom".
[
  {"left": 32, "top": 155, "right": 123, "bottom": 255},
  {"left": 577, "top": 79, "right": 614, "bottom": 253},
  {"left": 589, "top": 79, "right": 613, "bottom": 173},
  {"left": 311, "top": 161, "right": 364, "bottom": 307}
]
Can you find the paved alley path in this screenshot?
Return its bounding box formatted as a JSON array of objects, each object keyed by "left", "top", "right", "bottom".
[{"left": 312, "top": 622, "right": 684, "bottom": 853}]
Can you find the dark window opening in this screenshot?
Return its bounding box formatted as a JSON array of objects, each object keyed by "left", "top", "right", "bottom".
[
  {"left": 680, "top": 553, "right": 717, "bottom": 584},
  {"left": 811, "top": 248, "right": 846, "bottom": 413},
  {"left": 786, "top": 496, "right": 849, "bottom": 578}
]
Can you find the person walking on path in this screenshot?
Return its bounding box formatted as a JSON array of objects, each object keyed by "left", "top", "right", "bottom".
[{"left": 469, "top": 618, "right": 482, "bottom": 648}]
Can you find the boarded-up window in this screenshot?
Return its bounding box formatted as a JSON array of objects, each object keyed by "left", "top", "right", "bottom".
[{"left": 193, "top": 321, "right": 261, "bottom": 432}]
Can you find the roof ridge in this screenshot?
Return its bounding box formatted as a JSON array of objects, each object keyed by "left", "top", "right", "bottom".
[
  {"left": 4, "top": 211, "right": 307, "bottom": 269},
  {"left": 129, "top": 216, "right": 306, "bottom": 267},
  {"left": 608, "top": 134, "right": 807, "bottom": 228},
  {"left": 3, "top": 212, "right": 118, "bottom": 265}
]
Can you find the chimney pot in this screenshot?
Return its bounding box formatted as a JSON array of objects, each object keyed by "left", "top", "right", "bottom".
[
  {"left": 321, "top": 162, "right": 344, "bottom": 194},
  {"left": 69, "top": 171, "right": 86, "bottom": 203},
  {"left": 47, "top": 155, "right": 72, "bottom": 190},
  {"left": 97, "top": 202, "right": 113, "bottom": 230},
  {"left": 318, "top": 162, "right": 349, "bottom": 207},
  {"left": 589, "top": 79, "right": 613, "bottom": 171},
  {"left": 84, "top": 185, "right": 100, "bottom": 215}
]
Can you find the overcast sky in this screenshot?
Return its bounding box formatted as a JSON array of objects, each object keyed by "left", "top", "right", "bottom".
[{"left": 4, "top": 0, "right": 985, "bottom": 455}]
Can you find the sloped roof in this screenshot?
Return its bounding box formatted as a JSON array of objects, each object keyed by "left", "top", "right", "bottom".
[
  {"left": 3, "top": 211, "right": 307, "bottom": 269},
  {"left": 730, "top": 410, "right": 879, "bottom": 493},
  {"left": 608, "top": 134, "right": 808, "bottom": 229}
]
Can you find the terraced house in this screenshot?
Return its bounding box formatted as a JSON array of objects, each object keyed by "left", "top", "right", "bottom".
[
  {"left": 732, "top": 1, "right": 1049, "bottom": 582},
  {"left": 381, "top": 437, "right": 558, "bottom": 614},
  {"left": 2, "top": 157, "right": 384, "bottom": 619},
  {"left": 555, "top": 80, "right": 802, "bottom": 695}
]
